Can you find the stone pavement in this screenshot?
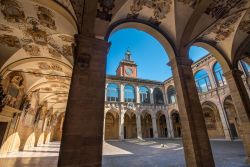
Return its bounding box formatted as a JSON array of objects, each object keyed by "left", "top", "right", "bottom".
[{"left": 0, "top": 139, "right": 249, "bottom": 167}]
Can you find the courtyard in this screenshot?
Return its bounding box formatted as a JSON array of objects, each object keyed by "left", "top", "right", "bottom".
[{"left": 0, "top": 139, "right": 249, "bottom": 167}]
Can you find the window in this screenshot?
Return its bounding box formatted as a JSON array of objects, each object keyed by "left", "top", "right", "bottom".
[
  {"left": 107, "top": 83, "right": 119, "bottom": 102},
  {"left": 153, "top": 88, "right": 164, "bottom": 104},
  {"left": 167, "top": 86, "right": 176, "bottom": 104},
  {"left": 139, "top": 86, "right": 150, "bottom": 104},
  {"left": 213, "top": 62, "right": 226, "bottom": 87},
  {"left": 195, "top": 70, "right": 211, "bottom": 93},
  {"left": 241, "top": 61, "right": 250, "bottom": 76},
  {"left": 124, "top": 85, "right": 135, "bottom": 102}
]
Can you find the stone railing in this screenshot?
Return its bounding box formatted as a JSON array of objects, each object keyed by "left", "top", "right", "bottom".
[
  {"left": 104, "top": 101, "right": 167, "bottom": 112},
  {"left": 198, "top": 85, "right": 229, "bottom": 101}
]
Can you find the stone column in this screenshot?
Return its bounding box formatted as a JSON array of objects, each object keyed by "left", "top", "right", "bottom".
[
  {"left": 120, "top": 84, "right": 124, "bottom": 102},
  {"left": 105, "top": 83, "right": 108, "bottom": 102},
  {"left": 152, "top": 114, "right": 158, "bottom": 138},
  {"left": 103, "top": 114, "right": 106, "bottom": 140},
  {"left": 224, "top": 69, "right": 250, "bottom": 163},
  {"left": 215, "top": 98, "right": 232, "bottom": 140},
  {"left": 150, "top": 88, "right": 154, "bottom": 104},
  {"left": 136, "top": 112, "right": 142, "bottom": 140},
  {"left": 168, "top": 112, "right": 174, "bottom": 138},
  {"left": 165, "top": 112, "right": 173, "bottom": 138},
  {"left": 170, "top": 56, "right": 215, "bottom": 167},
  {"left": 119, "top": 111, "right": 125, "bottom": 140},
  {"left": 58, "top": 35, "right": 110, "bottom": 167},
  {"left": 136, "top": 86, "right": 140, "bottom": 103}
]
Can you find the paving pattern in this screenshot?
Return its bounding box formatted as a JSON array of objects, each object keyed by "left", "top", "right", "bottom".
[{"left": 0, "top": 139, "right": 249, "bottom": 167}]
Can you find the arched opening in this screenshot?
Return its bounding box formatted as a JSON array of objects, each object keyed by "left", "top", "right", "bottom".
[
  {"left": 141, "top": 112, "right": 153, "bottom": 138},
  {"left": 167, "top": 85, "right": 176, "bottom": 104},
  {"left": 171, "top": 111, "right": 181, "bottom": 138},
  {"left": 106, "top": 83, "right": 119, "bottom": 102},
  {"left": 194, "top": 69, "right": 212, "bottom": 93},
  {"left": 153, "top": 88, "right": 164, "bottom": 104},
  {"left": 224, "top": 96, "right": 241, "bottom": 139},
  {"left": 213, "top": 62, "right": 227, "bottom": 87},
  {"left": 156, "top": 112, "right": 168, "bottom": 138},
  {"left": 105, "top": 111, "right": 119, "bottom": 140},
  {"left": 139, "top": 86, "right": 150, "bottom": 104},
  {"left": 124, "top": 111, "right": 137, "bottom": 139},
  {"left": 124, "top": 84, "right": 136, "bottom": 103},
  {"left": 202, "top": 102, "right": 224, "bottom": 138}
]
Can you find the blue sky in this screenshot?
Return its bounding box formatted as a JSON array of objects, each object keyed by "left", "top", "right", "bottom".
[{"left": 106, "top": 28, "right": 209, "bottom": 81}]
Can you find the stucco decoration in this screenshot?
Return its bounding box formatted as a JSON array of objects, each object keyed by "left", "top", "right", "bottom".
[
  {"left": 36, "top": 6, "right": 56, "bottom": 30},
  {"left": 129, "top": 0, "right": 172, "bottom": 25},
  {"left": 24, "top": 18, "right": 48, "bottom": 45},
  {"left": 23, "top": 44, "right": 41, "bottom": 57},
  {"left": 48, "top": 47, "right": 62, "bottom": 59},
  {"left": 177, "top": 0, "right": 200, "bottom": 8},
  {"left": 58, "top": 35, "right": 74, "bottom": 43},
  {"left": 0, "top": 34, "right": 21, "bottom": 48},
  {"left": 0, "top": 0, "right": 25, "bottom": 23},
  {"left": 97, "top": 0, "right": 115, "bottom": 21},
  {"left": 62, "top": 45, "right": 73, "bottom": 57},
  {"left": 0, "top": 76, "right": 6, "bottom": 111},
  {"left": 239, "top": 10, "right": 250, "bottom": 34},
  {"left": 0, "top": 24, "right": 13, "bottom": 33},
  {"left": 205, "top": 0, "right": 248, "bottom": 19},
  {"left": 37, "top": 62, "right": 63, "bottom": 72},
  {"left": 204, "top": 13, "right": 242, "bottom": 41}
]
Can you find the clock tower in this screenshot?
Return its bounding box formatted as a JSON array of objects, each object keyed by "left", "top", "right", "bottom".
[{"left": 116, "top": 50, "right": 137, "bottom": 78}]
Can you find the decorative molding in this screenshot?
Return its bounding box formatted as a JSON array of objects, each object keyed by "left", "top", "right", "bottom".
[
  {"left": 128, "top": 0, "right": 172, "bottom": 25},
  {"left": 36, "top": 5, "right": 56, "bottom": 30},
  {"left": 239, "top": 9, "right": 250, "bottom": 34},
  {"left": 204, "top": 12, "right": 242, "bottom": 41},
  {"left": 96, "top": 0, "right": 115, "bottom": 21},
  {"left": 205, "top": 0, "right": 248, "bottom": 19},
  {"left": 0, "top": 34, "right": 21, "bottom": 48},
  {"left": 0, "top": 0, "right": 25, "bottom": 23}
]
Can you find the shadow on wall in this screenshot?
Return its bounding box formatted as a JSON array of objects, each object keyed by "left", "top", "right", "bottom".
[{"left": 0, "top": 133, "right": 20, "bottom": 156}]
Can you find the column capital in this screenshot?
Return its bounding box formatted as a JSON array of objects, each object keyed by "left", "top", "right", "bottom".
[{"left": 168, "top": 57, "right": 193, "bottom": 68}]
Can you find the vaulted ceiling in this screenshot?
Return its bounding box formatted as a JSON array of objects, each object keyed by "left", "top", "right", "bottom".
[{"left": 0, "top": 0, "right": 249, "bottom": 114}]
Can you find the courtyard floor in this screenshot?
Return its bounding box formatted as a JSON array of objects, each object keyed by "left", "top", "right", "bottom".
[{"left": 0, "top": 139, "right": 249, "bottom": 167}]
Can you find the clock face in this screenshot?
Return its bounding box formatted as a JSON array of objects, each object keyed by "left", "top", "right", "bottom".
[{"left": 125, "top": 68, "right": 133, "bottom": 75}]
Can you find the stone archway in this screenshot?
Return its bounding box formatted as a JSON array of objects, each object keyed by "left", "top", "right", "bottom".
[
  {"left": 171, "top": 111, "right": 181, "bottom": 138},
  {"left": 141, "top": 111, "right": 153, "bottom": 138},
  {"left": 224, "top": 96, "right": 241, "bottom": 139},
  {"left": 202, "top": 102, "right": 224, "bottom": 139},
  {"left": 124, "top": 111, "right": 137, "bottom": 139},
  {"left": 105, "top": 111, "right": 119, "bottom": 140},
  {"left": 156, "top": 112, "right": 168, "bottom": 138}
]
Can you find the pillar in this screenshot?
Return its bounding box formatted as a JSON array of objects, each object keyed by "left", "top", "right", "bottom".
[
  {"left": 136, "top": 113, "right": 142, "bottom": 139},
  {"left": 150, "top": 88, "right": 154, "bottom": 104},
  {"left": 170, "top": 56, "right": 215, "bottom": 167},
  {"left": 136, "top": 86, "right": 140, "bottom": 103},
  {"left": 58, "top": 35, "right": 110, "bottom": 167},
  {"left": 152, "top": 114, "right": 158, "bottom": 138},
  {"left": 224, "top": 69, "right": 250, "bottom": 163},
  {"left": 120, "top": 84, "right": 124, "bottom": 102},
  {"left": 103, "top": 114, "right": 106, "bottom": 140},
  {"left": 119, "top": 111, "right": 125, "bottom": 140},
  {"left": 215, "top": 99, "right": 232, "bottom": 140},
  {"left": 165, "top": 112, "right": 173, "bottom": 138}
]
